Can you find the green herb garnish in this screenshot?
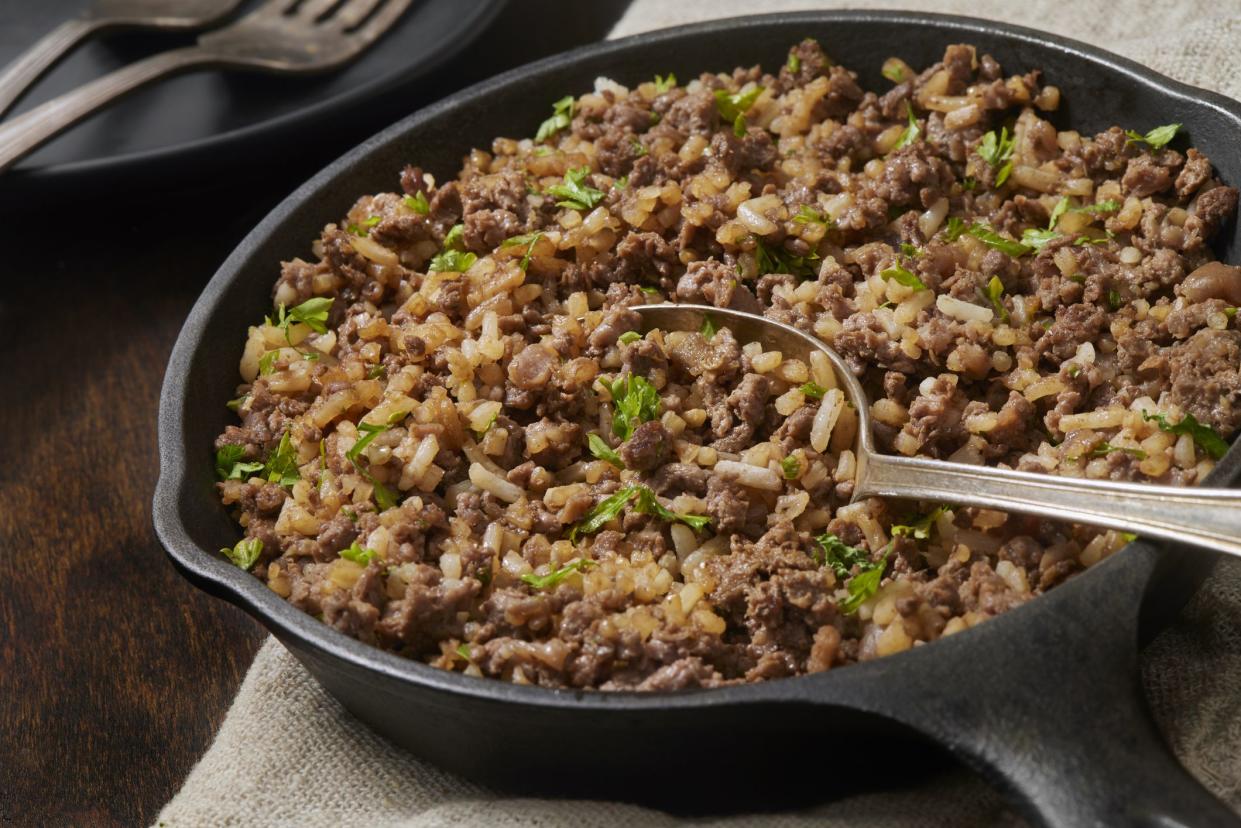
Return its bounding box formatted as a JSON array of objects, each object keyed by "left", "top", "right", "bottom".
[
  {"left": 882, "top": 62, "right": 906, "bottom": 83},
  {"left": 800, "top": 382, "right": 827, "bottom": 399},
  {"left": 714, "top": 85, "right": 764, "bottom": 137},
  {"left": 226, "top": 395, "right": 247, "bottom": 412},
  {"left": 879, "top": 264, "right": 927, "bottom": 291},
  {"left": 618, "top": 331, "right": 641, "bottom": 345},
  {"left": 890, "top": 505, "right": 949, "bottom": 541},
  {"left": 264, "top": 431, "right": 301, "bottom": 487},
  {"left": 977, "top": 127, "right": 1015, "bottom": 186},
  {"left": 404, "top": 191, "right": 430, "bottom": 214},
  {"left": 793, "top": 204, "right": 830, "bottom": 226},
  {"left": 967, "top": 223, "right": 1032, "bottom": 257},
  {"left": 755, "top": 237, "right": 818, "bottom": 278},
  {"left": 1142, "top": 411, "right": 1229, "bottom": 460},
  {"left": 1070, "top": 199, "right": 1120, "bottom": 215},
  {"left": 366, "top": 364, "right": 386, "bottom": 380},
  {"left": 840, "top": 553, "right": 888, "bottom": 614},
  {"left": 220, "top": 538, "right": 263, "bottom": 571},
  {"left": 345, "top": 414, "right": 405, "bottom": 510},
  {"left": 892, "top": 102, "right": 920, "bottom": 151},
  {"left": 985, "top": 275, "right": 1009, "bottom": 322},
  {"left": 780, "top": 455, "right": 800, "bottom": 479},
  {"left": 1080, "top": 442, "right": 1147, "bottom": 460},
  {"left": 546, "top": 166, "right": 605, "bottom": 211},
  {"left": 605, "top": 374, "right": 660, "bottom": 441},
  {"left": 700, "top": 314, "right": 718, "bottom": 340},
  {"left": 587, "top": 433, "right": 624, "bottom": 469},
  {"left": 428, "top": 224, "right": 476, "bottom": 273},
  {"left": 814, "top": 532, "right": 870, "bottom": 578},
  {"left": 501, "top": 231, "right": 544, "bottom": 271},
  {"left": 215, "top": 444, "right": 264, "bottom": 481},
  {"left": 1125, "top": 123, "right": 1180, "bottom": 150},
  {"left": 536, "top": 95, "right": 575, "bottom": 143},
  {"left": 522, "top": 558, "right": 596, "bottom": 589},
  {"left": 1107, "top": 288, "right": 1124, "bottom": 311},
  {"left": 570, "top": 484, "right": 710, "bottom": 542},
  {"left": 786, "top": 51, "right": 801, "bottom": 73},
  {"left": 339, "top": 540, "right": 377, "bottom": 566},
  {"left": 653, "top": 73, "right": 677, "bottom": 93},
  {"left": 456, "top": 643, "right": 472, "bottom": 660},
  {"left": 943, "top": 216, "right": 966, "bottom": 241}
]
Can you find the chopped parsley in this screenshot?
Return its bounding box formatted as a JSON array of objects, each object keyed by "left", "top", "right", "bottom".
[
  {"left": 800, "top": 381, "right": 827, "bottom": 399},
  {"left": 755, "top": 237, "right": 818, "bottom": 278},
  {"left": 1047, "top": 196, "right": 1070, "bottom": 230},
  {"left": 899, "top": 242, "right": 920, "bottom": 258},
  {"left": 882, "top": 62, "right": 906, "bottom": 83},
  {"left": 890, "top": 505, "right": 949, "bottom": 540},
  {"left": 264, "top": 431, "right": 301, "bottom": 487},
  {"left": 943, "top": 216, "right": 967, "bottom": 241},
  {"left": 977, "top": 127, "right": 1015, "bottom": 186},
  {"left": 456, "top": 643, "right": 472, "bottom": 660},
  {"left": 339, "top": 540, "right": 377, "bottom": 566},
  {"left": 714, "top": 85, "right": 764, "bottom": 137},
  {"left": 879, "top": 264, "right": 927, "bottom": 291},
  {"left": 1107, "top": 288, "right": 1124, "bottom": 311},
  {"left": 815, "top": 532, "right": 871, "bottom": 579},
  {"left": 700, "top": 314, "right": 719, "bottom": 340},
  {"left": 1125, "top": 123, "right": 1180, "bottom": 150},
  {"left": 786, "top": 51, "right": 801, "bottom": 72},
  {"left": 366, "top": 364, "right": 386, "bottom": 380},
  {"left": 984, "top": 275, "right": 1009, "bottom": 322},
  {"left": 892, "top": 102, "right": 920, "bottom": 151},
  {"left": 570, "top": 484, "right": 710, "bottom": 542},
  {"left": 1084, "top": 443, "right": 1147, "bottom": 460},
  {"left": 840, "top": 552, "right": 888, "bottom": 614},
  {"left": 215, "top": 444, "right": 264, "bottom": 481},
  {"left": 793, "top": 204, "right": 830, "bottom": 226},
  {"left": 346, "top": 414, "right": 405, "bottom": 510},
  {"left": 403, "top": 191, "right": 430, "bottom": 214},
  {"left": 614, "top": 176, "right": 629, "bottom": 190},
  {"left": 535, "top": 94, "right": 575, "bottom": 143},
  {"left": 546, "top": 166, "right": 605, "bottom": 211},
  {"left": 780, "top": 455, "right": 801, "bottom": 479},
  {"left": 1070, "top": 199, "right": 1120, "bottom": 215},
  {"left": 605, "top": 374, "right": 660, "bottom": 441},
  {"left": 653, "top": 73, "right": 677, "bottom": 93},
  {"left": 521, "top": 558, "right": 596, "bottom": 589},
  {"left": 1021, "top": 228, "right": 1059, "bottom": 251},
  {"left": 428, "top": 224, "right": 477, "bottom": 273},
  {"left": 1074, "top": 233, "right": 1113, "bottom": 246},
  {"left": 630, "top": 136, "right": 648, "bottom": 157},
  {"left": 1142, "top": 411, "right": 1228, "bottom": 459},
  {"left": 618, "top": 331, "right": 642, "bottom": 345},
  {"left": 501, "top": 231, "right": 544, "bottom": 270},
  {"left": 967, "top": 223, "right": 1032, "bottom": 257},
  {"left": 587, "top": 433, "right": 624, "bottom": 469},
  {"left": 220, "top": 538, "right": 263, "bottom": 571},
  {"left": 226, "top": 395, "right": 247, "bottom": 413}
]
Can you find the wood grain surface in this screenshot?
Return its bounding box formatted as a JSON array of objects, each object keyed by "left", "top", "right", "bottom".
[{"left": 0, "top": 4, "right": 629, "bottom": 825}]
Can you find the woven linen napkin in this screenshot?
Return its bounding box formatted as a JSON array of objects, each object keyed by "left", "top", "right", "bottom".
[{"left": 157, "top": 2, "right": 1241, "bottom": 824}]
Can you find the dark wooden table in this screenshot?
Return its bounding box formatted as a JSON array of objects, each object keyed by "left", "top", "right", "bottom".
[{"left": 0, "top": 5, "right": 628, "bottom": 824}]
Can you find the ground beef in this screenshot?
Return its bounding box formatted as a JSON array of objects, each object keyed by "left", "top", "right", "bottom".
[{"left": 214, "top": 40, "right": 1239, "bottom": 692}]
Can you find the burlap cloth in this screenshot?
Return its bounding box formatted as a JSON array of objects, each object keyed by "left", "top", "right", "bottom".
[{"left": 156, "top": 2, "right": 1241, "bottom": 824}]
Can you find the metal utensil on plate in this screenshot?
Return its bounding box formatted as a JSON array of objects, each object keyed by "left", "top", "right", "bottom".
[
  {"left": 0, "top": 0, "right": 246, "bottom": 119},
  {"left": 635, "top": 303, "right": 1241, "bottom": 557},
  {"left": 0, "top": 0, "right": 412, "bottom": 174}
]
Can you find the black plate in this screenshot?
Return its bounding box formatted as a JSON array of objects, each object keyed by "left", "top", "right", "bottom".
[
  {"left": 155, "top": 12, "right": 1241, "bottom": 827},
  {"left": 0, "top": 0, "right": 505, "bottom": 200}
]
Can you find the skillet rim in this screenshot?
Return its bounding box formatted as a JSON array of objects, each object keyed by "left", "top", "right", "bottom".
[{"left": 154, "top": 8, "right": 1241, "bottom": 711}]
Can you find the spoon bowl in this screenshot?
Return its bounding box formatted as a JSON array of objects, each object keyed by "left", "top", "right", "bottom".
[{"left": 634, "top": 302, "right": 1241, "bottom": 558}]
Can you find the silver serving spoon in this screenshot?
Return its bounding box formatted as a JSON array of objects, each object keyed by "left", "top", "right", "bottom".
[{"left": 635, "top": 303, "right": 1241, "bottom": 557}]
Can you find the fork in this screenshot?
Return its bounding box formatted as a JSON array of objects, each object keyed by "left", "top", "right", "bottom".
[
  {"left": 0, "top": 0, "right": 245, "bottom": 119},
  {"left": 0, "top": 0, "right": 412, "bottom": 174}
]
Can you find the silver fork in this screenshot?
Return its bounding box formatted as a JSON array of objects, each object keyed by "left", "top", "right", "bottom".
[
  {"left": 0, "top": 0, "right": 245, "bottom": 119},
  {"left": 0, "top": 0, "right": 413, "bottom": 174}
]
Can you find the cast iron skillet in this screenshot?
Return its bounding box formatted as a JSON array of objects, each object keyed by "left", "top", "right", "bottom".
[{"left": 154, "top": 12, "right": 1241, "bottom": 827}]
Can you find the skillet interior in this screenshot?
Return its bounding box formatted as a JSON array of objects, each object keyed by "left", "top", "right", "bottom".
[{"left": 155, "top": 11, "right": 1241, "bottom": 825}]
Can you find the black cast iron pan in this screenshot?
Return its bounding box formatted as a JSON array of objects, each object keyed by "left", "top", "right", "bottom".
[{"left": 153, "top": 12, "right": 1241, "bottom": 826}]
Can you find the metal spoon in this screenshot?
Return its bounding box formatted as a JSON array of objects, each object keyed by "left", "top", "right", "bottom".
[{"left": 634, "top": 303, "right": 1241, "bottom": 557}]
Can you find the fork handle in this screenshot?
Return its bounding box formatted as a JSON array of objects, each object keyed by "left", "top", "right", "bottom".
[
  {"left": 0, "top": 18, "right": 107, "bottom": 119},
  {"left": 0, "top": 45, "right": 214, "bottom": 174},
  {"left": 858, "top": 453, "right": 1241, "bottom": 557}
]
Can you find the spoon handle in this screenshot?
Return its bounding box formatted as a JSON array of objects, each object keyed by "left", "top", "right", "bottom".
[{"left": 858, "top": 453, "right": 1241, "bottom": 556}]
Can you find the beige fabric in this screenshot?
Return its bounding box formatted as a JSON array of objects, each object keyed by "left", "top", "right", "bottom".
[{"left": 158, "top": 3, "right": 1241, "bottom": 824}]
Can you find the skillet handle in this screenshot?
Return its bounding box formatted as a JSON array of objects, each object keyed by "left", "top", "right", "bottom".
[{"left": 847, "top": 551, "right": 1238, "bottom": 828}]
